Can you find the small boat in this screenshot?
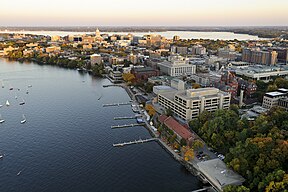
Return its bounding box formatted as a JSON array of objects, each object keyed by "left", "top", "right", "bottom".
[
  {"left": 28, "top": 85, "right": 32, "bottom": 88},
  {"left": 9, "top": 87, "right": 13, "bottom": 90},
  {"left": 20, "top": 114, "right": 26, "bottom": 124},
  {"left": 26, "top": 90, "right": 29, "bottom": 94},
  {"left": 17, "top": 171, "right": 22, "bottom": 176},
  {"left": 19, "top": 99, "right": 25, "bottom": 105},
  {"left": 0, "top": 105, "right": 2, "bottom": 108},
  {"left": 15, "top": 95, "right": 18, "bottom": 99},
  {"left": 0, "top": 114, "right": 5, "bottom": 123},
  {"left": 0, "top": 154, "right": 3, "bottom": 159},
  {"left": 6, "top": 100, "right": 10, "bottom": 106}
]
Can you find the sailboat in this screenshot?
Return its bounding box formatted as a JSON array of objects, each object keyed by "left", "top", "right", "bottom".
[
  {"left": 0, "top": 114, "right": 5, "bottom": 123},
  {"left": 6, "top": 100, "right": 10, "bottom": 106},
  {"left": 20, "top": 114, "right": 26, "bottom": 124}
]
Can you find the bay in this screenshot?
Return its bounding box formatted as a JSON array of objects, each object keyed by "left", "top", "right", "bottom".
[{"left": 0, "top": 59, "right": 202, "bottom": 192}]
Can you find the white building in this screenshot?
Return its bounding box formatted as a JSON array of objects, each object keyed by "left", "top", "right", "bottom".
[
  {"left": 262, "top": 88, "right": 288, "bottom": 109},
  {"left": 157, "top": 55, "right": 196, "bottom": 77},
  {"left": 156, "top": 87, "right": 231, "bottom": 121}
]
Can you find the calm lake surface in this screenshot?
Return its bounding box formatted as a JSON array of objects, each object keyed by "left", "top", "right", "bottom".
[
  {"left": 0, "top": 59, "right": 202, "bottom": 192},
  {"left": 0, "top": 30, "right": 265, "bottom": 40}
]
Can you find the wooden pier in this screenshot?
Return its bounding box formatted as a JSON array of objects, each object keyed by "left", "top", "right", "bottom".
[
  {"left": 113, "top": 138, "right": 158, "bottom": 147},
  {"left": 103, "top": 101, "right": 131, "bottom": 107},
  {"left": 111, "top": 123, "right": 145, "bottom": 129},
  {"left": 113, "top": 115, "right": 142, "bottom": 120}
]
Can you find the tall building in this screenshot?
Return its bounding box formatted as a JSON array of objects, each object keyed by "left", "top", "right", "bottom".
[
  {"left": 157, "top": 55, "right": 196, "bottom": 77},
  {"left": 156, "top": 87, "right": 231, "bottom": 121},
  {"left": 268, "top": 48, "right": 288, "bottom": 64},
  {"left": 242, "top": 48, "right": 278, "bottom": 65}
]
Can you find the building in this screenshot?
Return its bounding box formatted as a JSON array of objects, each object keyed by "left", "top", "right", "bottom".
[
  {"left": 268, "top": 47, "right": 288, "bottom": 64},
  {"left": 233, "top": 65, "right": 288, "bottom": 81},
  {"left": 156, "top": 87, "right": 231, "bottom": 121},
  {"left": 173, "top": 35, "right": 180, "bottom": 41},
  {"left": 131, "top": 67, "right": 159, "bottom": 81},
  {"left": 51, "top": 35, "right": 61, "bottom": 42},
  {"left": 45, "top": 46, "right": 61, "bottom": 53},
  {"left": 197, "top": 159, "right": 245, "bottom": 191},
  {"left": 95, "top": 28, "right": 103, "bottom": 41},
  {"left": 242, "top": 48, "right": 278, "bottom": 65},
  {"left": 238, "top": 79, "right": 257, "bottom": 98},
  {"left": 190, "top": 45, "right": 207, "bottom": 55},
  {"left": 262, "top": 88, "right": 288, "bottom": 109},
  {"left": 128, "top": 54, "right": 138, "bottom": 64},
  {"left": 90, "top": 54, "right": 103, "bottom": 66},
  {"left": 83, "top": 44, "right": 92, "bottom": 50},
  {"left": 171, "top": 46, "right": 188, "bottom": 55},
  {"left": 218, "top": 47, "right": 237, "bottom": 61},
  {"left": 158, "top": 55, "right": 196, "bottom": 77},
  {"left": 278, "top": 97, "right": 288, "bottom": 111},
  {"left": 159, "top": 115, "right": 194, "bottom": 146}
]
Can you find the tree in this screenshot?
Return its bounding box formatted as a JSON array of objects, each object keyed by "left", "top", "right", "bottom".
[
  {"left": 180, "top": 138, "right": 187, "bottom": 146},
  {"left": 165, "top": 108, "right": 173, "bottom": 116},
  {"left": 182, "top": 146, "right": 194, "bottom": 161},
  {"left": 122, "top": 73, "right": 135, "bottom": 82},
  {"left": 192, "top": 139, "right": 204, "bottom": 151}
]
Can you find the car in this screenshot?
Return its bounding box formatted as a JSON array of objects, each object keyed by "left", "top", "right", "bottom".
[
  {"left": 198, "top": 151, "right": 203, "bottom": 155},
  {"left": 218, "top": 154, "right": 225, "bottom": 160}
]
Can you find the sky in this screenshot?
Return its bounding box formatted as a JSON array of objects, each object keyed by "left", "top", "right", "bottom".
[{"left": 0, "top": 0, "right": 288, "bottom": 26}]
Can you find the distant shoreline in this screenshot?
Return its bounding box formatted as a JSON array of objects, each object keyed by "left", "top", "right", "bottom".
[{"left": 0, "top": 26, "right": 287, "bottom": 38}]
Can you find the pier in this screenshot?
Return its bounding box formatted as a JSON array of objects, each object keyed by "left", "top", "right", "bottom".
[
  {"left": 113, "top": 138, "right": 158, "bottom": 147},
  {"left": 113, "top": 115, "right": 142, "bottom": 120},
  {"left": 111, "top": 123, "right": 145, "bottom": 129},
  {"left": 103, "top": 102, "right": 131, "bottom": 107}
]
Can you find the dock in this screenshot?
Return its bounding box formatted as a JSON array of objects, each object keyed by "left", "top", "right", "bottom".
[
  {"left": 103, "top": 101, "right": 131, "bottom": 107},
  {"left": 111, "top": 123, "right": 145, "bottom": 129},
  {"left": 113, "top": 115, "right": 142, "bottom": 120},
  {"left": 113, "top": 138, "right": 158, "bottom": 147}
]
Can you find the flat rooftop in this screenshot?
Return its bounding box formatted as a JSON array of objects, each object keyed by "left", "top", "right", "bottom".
[{"left": 265, "top": 91, "right": 286, "bottom": 97}]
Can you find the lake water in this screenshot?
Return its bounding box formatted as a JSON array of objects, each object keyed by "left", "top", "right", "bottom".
[
  {"left": 0, "top": 59, "right": 202, "bottom": 192},
  {"left": 0, "top": 30, "right": 265, "bottom": 40}
]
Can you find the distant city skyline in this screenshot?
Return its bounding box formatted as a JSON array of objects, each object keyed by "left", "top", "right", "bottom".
[{"left": 1, "top": 0, "right": 288, "bottom": 26}]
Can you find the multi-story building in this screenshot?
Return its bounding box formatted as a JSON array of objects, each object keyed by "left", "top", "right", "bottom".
[
  {"left": 157, "top": 55, "right": 196, "bottom": 77},
  {"left": 268, "top": 47, "right": 288, "bottom": 64},
  {"left": 262, "top": 88, "right": 288, "bottom": 109},
  {"left": 190, "top": 45, "right": 206, "bottom": 55},
  {"left": 218, "top": 47, "right": 237, "bottom": 61},
  {"left": 233, "top": 65, "right": 288, "bottom": 81},
  {"left": 156, "top": 87, "right": 231, "bottom": 121},
  {"left": 131, "top": 67, "right": 160, "bottom": 82},
  {"left": 90, "top": 54, "right": 103, "bottom": 66},
  {"left": 242, "top": 48, "right": 278, "bottom": 65},
  {"left": 171, "top": 46, "right": 188, "bottom": 55}
]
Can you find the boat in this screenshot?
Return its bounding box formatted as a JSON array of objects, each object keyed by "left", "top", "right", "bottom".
[
  {"left": 26, "top": 89, "right": 29, "bottom": 94},
  {"left": 0, "top": 154, "right": 3, "bottom": 159},
  {"left": 17, "top": 171, "right": 22, "bottom": 176},
  {"left": 6, "top": 100, "right": 10, "bottom": 106},
  {"left": 9, "top": 87, "right": 13, "bottom": 90},
  {"left": 20, "top": 114, "right": 26, "bottom": 124},
  {"left": 19, "top": 99, "right": 25, "bottom": 105},
  {"left": 0, "top": 105, "right": 2, "bottom": 108},
  {"left": 28, "top": 85, "right": 32, "bottom": 88},
  {"left": 0, "top": 114, "right": 5, "bottom": 123}
]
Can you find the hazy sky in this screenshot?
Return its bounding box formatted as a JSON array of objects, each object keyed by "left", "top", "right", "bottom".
[{"left": 1, "top": 0, "right": 287, "bottom": 26}]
